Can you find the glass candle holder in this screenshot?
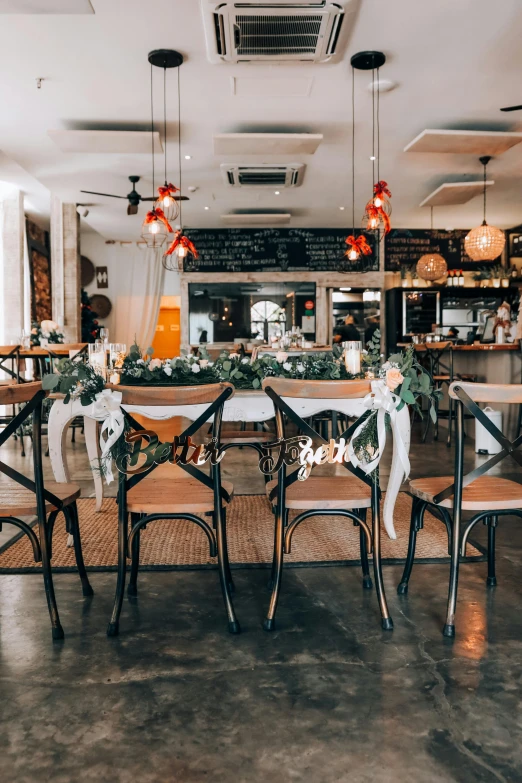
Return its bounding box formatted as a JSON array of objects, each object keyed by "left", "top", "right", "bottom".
[
  {"left": 109, "top": 343, "right": 126, "bottom": 369},
  {"left": 108, "top": 367, "right": 122, "bottom": 385},
  {"left": 343, "top": 341, "right": 361, "bottom": 375},
  {"left": 88, "top": 341, "right": 107, "bottom": 371}
]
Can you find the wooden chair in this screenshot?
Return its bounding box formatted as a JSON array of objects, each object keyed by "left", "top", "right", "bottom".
[
  {"left": 0, "top": 345, "right": 29, "bottom": 456},
  {"left": 261, "top": 377, "right": 393, "bottom": 632},
  {"left": 0, "top": 382, "right": 92, "bottom": 640},
  {"left": 398, "top": 381, "right": 522, "bottom": 637},
  {"left": 106, "top": 382, "right": 240, "bottom": 637}
]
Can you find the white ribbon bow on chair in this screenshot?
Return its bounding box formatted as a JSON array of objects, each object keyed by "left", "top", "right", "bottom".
[
  {"left": 90, "top": 389, "right": 125, "bottom": 484},
  {"left": 347, "top": 379, "right": 411, "bottom": 538}
]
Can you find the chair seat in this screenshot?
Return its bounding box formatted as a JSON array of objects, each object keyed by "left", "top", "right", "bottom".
[
  {"left": 0, "top": 480, "right": 81, "bottom": 516},
  {"left": 220, "top": 430, "right": 272, "bottom": 445},
  {"left": 127, "top": 478, "right": 234, "bottom": 514},
  {"left": 409, "top": 475, "right": 522, "bottom": 510},
  {"left": 266, "top": 476, "right": 371, "bottom": 510}
]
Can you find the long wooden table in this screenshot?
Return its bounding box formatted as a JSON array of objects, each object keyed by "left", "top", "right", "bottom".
[{"left": 47, "top": 388, "right": 411, "bottom": 540}]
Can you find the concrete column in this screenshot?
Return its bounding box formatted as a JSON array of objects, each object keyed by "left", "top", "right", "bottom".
[
  {"left": 51, "top": 196, "right": 81, "bottom": 341},
  {"left": 0, "top": 188, "right": 24, "bottom": 345}
]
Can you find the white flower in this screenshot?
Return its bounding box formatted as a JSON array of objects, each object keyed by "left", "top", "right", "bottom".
[
  {"left": 241, "top": 357, "right": 250, "bottom": 364},
  {"left": 283, "top": 362, "right": 292, "bottom": 371},
  {"left": 191, "top": 363, "right": 201, "bottom": 373},
  {"left": 163, "top": 365, "right": 172, "bottom": 376},
  {"left": 199, "top": 359, "right": 209, "bottom": 368},
  {"left": 275, "top": 351, "right": 288, "bottom": 363},
  {"left": 136, "top": 359, "right": 145, "bottom": 365},
  {"left": 149, "top": 358, "right": 162, "bottom": 371},
  {"left": 296, "top": 363, "right": 305, "bottom": 373},
  {"left": 208, "top": 361, "right": 214, "bottom": 367},
  {"left": 41, "top": 319, "right": 58, "bottom": 335}
]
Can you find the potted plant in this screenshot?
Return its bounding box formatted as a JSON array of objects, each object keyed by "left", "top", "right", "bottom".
[{"left": 471, "top": 266, "right": 491, "bottom": 288}]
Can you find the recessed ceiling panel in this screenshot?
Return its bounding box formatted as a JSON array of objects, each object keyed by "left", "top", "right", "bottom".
[
  {"left": 0, "top": 0, "right": 94, "bottom": 12},
  {"left": 221, "top": 213, "right": 291, "bottom": 225},
  {"left": 231, "top": 77, "right": 313, "bottom": 97},
  {"left": 214, "top": 133, "right": 323, "bottom": 156},
  {"left": 48, "top": 130, "right": 163, "bottom": 154},
  {"left": 404, "top": 129, "right": 522, "bottom": 155},
  {"left": 420, "top": 181, "right": 495, "bottom": 207}
]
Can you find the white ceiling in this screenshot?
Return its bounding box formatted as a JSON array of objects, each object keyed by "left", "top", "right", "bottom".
[{"left": 0, "top": 0, "right": 522, "bottom": 240}]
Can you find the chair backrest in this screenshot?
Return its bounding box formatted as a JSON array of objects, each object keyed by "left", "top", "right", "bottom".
[
  {"left": 262, "top": 377, "right": 375, "bottom": 497},
  {"left": 263, "top": 377, "right": 371, "bottom": 399},
  {"left": 433, "top": 381, "right": 522, "bottom": 507},
  {"left": 0, "top": 382, "right": 63, "bottom": 514},
  {"left": 115, "top": 383, "right": 235, "bottom": 503}
]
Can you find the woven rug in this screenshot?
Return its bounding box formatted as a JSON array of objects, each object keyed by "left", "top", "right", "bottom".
[{"left": 0, "top": 493, "right": 484, "bottom": 573}]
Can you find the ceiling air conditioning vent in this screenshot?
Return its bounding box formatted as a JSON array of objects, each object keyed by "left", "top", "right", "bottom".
[
  {"left": 220, "top": 163, "right": 305, "bottom": 187},
  {"left": 202, "top": 1, "right": 346, "bottom": 63}
]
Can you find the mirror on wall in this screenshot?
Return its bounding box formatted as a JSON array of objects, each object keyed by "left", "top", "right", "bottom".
[{"left": 189, "top": 282, "right": 316, "bottom": 346}]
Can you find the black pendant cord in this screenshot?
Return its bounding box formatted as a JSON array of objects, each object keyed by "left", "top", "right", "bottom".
[
  {"left": 150, "top": 63, "right": 155, "bottom": 197},
  {"left": 371, "top": 66, "right": 375, "bottom": 190},
  {"left": 352, "top": 65, "right": 355, "bottom": 236},
  {"left": 376, "top": 66, "right": 380, "bottom": 184},
  {"left": 430, "top": 205, "right": 434, "bottom": 230},
  {"left": 483, "top": 159, "right": 487, "bottom": 224},
  {"left": 163, "top": 67, "right": 167, "bottom": 185},
  {"left": 178, "top": 66, "right": 183, "bottom": 231}
]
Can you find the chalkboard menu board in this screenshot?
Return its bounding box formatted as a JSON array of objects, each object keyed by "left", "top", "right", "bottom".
[
  {"left": 183, "top": 228, "right": 378, "bottom": 273},
  {"left": 385, "top": 228, "right": 498, "bottom": 271}
]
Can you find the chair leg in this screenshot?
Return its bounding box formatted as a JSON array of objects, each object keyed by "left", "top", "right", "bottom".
[
  {"left": 446, "top": 396, "right": 453, "bottom": 448},
  {"left": 127, "top": 513, "right": 141, "bottom": 597},
  {"left": 397, "top": 497, "right": 423, "bottom": 595},
  {"left": 107, "top": 509, "right": 128, "bottom": 637},
  {"left": 371, "top": 483, "right": 393, "bottom": 630},
  {"left": 215, "top": 504, "right": 240, "bottom": 634},
  {"left": 65, "top": 504, "right": 93, "bottom": 597},
  {"left": 220, "top": 507, "right": 235, "bottom": 594},
  {"left": 359, "top": 510, "right": 372, "bottom": 589},
  {"left": 487, "top": 516, "right": 497, "bottom": 587},
  {"left": 38, "top": 514, "right": 64, "bottom": 640},
  {"left": 268, "top": 508, "right": 288, "bottom": 590},
  {"left": 443, "top": 510, "right": 460, "bottom": 637},
  {"left": 264, "top": 503, "right": 285, "bottom": 631}
]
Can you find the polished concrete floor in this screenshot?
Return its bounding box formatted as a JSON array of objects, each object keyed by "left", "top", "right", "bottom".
[{"left": 2, "top": 423, "right": 522, "bottom": 782}]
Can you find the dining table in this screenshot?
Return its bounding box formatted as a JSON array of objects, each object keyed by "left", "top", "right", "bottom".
[{"left": 47, "top": 387, "right": 411, "bottom": 540}]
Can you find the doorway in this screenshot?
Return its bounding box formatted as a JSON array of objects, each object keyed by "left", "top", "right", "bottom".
[{"left": 152, "top": 296, "right": 181, "bottom": 359}]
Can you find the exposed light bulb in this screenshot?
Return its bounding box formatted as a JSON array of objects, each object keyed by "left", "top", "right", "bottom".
[
  {"left": 369, "top": 217, "right": 378, "bottom": 229},
  {"left": 348, "top": 249, "right": 359, "bottom": 261},
  {"left": 149, "top": 221, "right": 160, "bottom": 234},
  {"left": 163, "top": 195, "right": 173, "bottom": 208},
  {"left": 374, "top": 197, "right": 382, "bottom": 208},
  {"left": 177, "top": 244, "right": 188, "bottom": 258}
]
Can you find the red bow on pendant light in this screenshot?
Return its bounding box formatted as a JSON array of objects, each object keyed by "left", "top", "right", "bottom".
[
  {"left": 144, "top": 207, "right": 173, "bottom": 233},
  {"left": 364, "top": 180, "right": 392, "bottom": 236},
  {"left": 165, "top": 229, "right": 199, "bottom": 261},
  {"left": 345, "top": 234, "right": 372, "bottom": 260}
]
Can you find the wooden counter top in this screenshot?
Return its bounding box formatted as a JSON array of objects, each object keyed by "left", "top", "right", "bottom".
[{"left": 405, "top": 343, "right": 519, "bottom": 352}]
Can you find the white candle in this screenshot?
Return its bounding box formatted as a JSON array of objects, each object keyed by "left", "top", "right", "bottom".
[
  {"left": 109, "top": 372, "right": 120, "bottom": 385},
  {"left": 343, "top": 341, "right": 361, "bottom": 375}
]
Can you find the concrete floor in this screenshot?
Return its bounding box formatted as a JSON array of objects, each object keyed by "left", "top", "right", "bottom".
[{"left": 1, "top": 424, "right": 522, "bottom": 782}]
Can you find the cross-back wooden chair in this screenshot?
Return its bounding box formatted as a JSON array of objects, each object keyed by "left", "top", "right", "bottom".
[
  {"left": 106, "top": 382, "right": 240, "bottom": 637},
  {"left": 0, "top": 345, "right": 31, "bottom": 456},
  {"left": 0, "top": 382, "right": 92, "bottom": 640},
  {"left": 261, "top": 377, "right": 393, "bottom": 632},
  {"left": 398, "top": 381, "right": 522, "bottom": 637}
]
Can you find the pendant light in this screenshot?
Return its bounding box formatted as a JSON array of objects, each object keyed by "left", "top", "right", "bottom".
[
  {"left": 140, "top": 52, "right": 176, "bottom": 249},
  {"left": 163, "top": 60, "right": 198, "bottom": 270},
  {"left": 351, "top": 51, "right": 392, "bottom": 239},
  {"left": 465, "top": 156, "right": 505, "bottom": 261},
  {"left": 416, "top": 207, "right": 448, "bottom": 281},
  {"left": 344, "top": 61, "right": 372, "bottom": 266}
]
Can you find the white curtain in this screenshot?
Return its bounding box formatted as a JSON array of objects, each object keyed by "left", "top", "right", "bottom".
[{"left": 111, "top": 246, "right": 165, "bottom": 351}]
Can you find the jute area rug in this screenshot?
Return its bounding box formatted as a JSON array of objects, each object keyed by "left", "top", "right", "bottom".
[{"left": 0, "top": 493, "right": 484, "bottom": 573}]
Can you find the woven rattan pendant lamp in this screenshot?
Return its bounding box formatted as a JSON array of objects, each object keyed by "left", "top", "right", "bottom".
[
  {"left": 465, "top": 156, "right": 505, "bottom": 261},
  {"left": 416, "top": 207, "right": 448, "bottom": 281}
]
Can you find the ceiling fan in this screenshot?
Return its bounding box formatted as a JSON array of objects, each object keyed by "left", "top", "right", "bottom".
[
  {"left": 80, "top": 175, "right": 188, "bottom": 215},
  {"left": 500, "top": 104, "right": 522, "bottom": 112}
]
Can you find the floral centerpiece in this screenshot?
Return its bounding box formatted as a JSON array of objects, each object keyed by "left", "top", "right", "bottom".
[
  {"left": 31, "top": 319, "right": 64, "bottom": 346},
  {"left": 42, "top": 332, "right": 440, "bottom": 481}
]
